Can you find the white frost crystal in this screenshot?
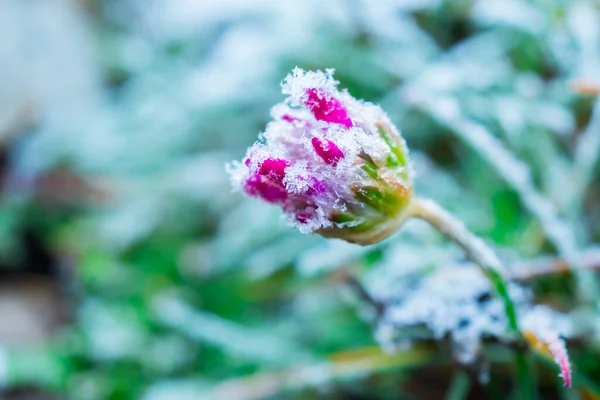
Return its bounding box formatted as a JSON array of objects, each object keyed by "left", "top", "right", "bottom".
[{"left": 375, "top": 264, "right": 572, "bottom": 380}]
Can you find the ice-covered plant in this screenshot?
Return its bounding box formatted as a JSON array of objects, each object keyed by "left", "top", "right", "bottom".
[
  {"left": 375, "top": 265, "right": 572, "bottom": 386},
  {"left": 227, "top": 68, "right": 572, "bottom": 390},
  {"left": 227, "top": 68, "right": 413, "bottom": 245}
]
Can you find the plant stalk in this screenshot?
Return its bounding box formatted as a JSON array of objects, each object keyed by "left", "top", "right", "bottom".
[
  {"left": 409, "top": 197, "right": 535, "bottom": 398},
  {"left": 408, "top": 197, "right": 519, "bottom": 333}
]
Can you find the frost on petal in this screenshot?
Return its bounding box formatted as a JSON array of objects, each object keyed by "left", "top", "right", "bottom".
[
  {"left": 281, "top": 68, "right": 353, "bottom": 127},
  {"left": 280, "top": 114, "right": 311, "bottom": 127},
  {"left": 306, "top": 176, "right": 328, "bottom": 196},
  {"left": 305, "top": 88, "right": 353, "bottom": 127},
  {"left": 244, "top": 174, "right": 288, "bottom": 203},
  {"left": 311, "top": 137, "right": 344, "bottom": 166},
  {"left": 281, "top": 67, "right": 339, "bottom": 107},
  {"left": 228, "top": 68, "right": 413, "bottom": 244},
  {"left": 282, "top": 114, "right": 302, "bottom": 123},
  {"left": 270, "top": 102, "right": 313, "bottom": 125},
  {"left": 257, "top": 158, "right": 289, "bottom": 183},
  {"left": 295, "top": 212, "right": 313, "bottom": 224},
  {"left": 243, "top": 157, "right": 291, "bottom": 203}
]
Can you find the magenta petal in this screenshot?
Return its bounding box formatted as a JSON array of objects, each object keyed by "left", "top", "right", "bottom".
[
  {"left": 281, "top": 114, "right": 300, "bottom": 123},
  {"left": 305, "top": 88, "right": 353, "bottom": 128},
  {"left": 281, "top": 114, "right": 311, "bottom": 127},
  {"left": 311, "top": 137, "right": 344, "bottom": 166},
  {"left": 258, "top": 158, "right": 289, "bottom": 183},
  {"left": 295, "top": 212, "right": 313, "bottom": 224},
  {"left": 306, "top": 176, "right": 327, "bottom": 196},
  {"left": 244, "top": 174, "right": 288, "bottom": 203},
  {"left": 244, "top": 158, "right": 290, "bottom": 203}
]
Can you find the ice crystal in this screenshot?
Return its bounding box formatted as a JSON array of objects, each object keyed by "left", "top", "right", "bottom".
[
  {"left": 228, "top": 68, "right": 413, "bottom": 245},
  {"left": 375, "top": 265, "right": 572, "bottom": 383},
  {"left": 375, "top": 265, "right": 528, "bottom": 363}
]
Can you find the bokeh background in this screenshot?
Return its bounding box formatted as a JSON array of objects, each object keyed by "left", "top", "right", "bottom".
[{"left": 1, "top": 0, "right": 600, "bottom": 399}]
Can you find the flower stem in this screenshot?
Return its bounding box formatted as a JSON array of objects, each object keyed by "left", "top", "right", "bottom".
[
  {"left": 409, "top": 197, "right": 535, "bottom": 397},
  {"left": 408, "top": 197, "right": 519, "bottom": 333}
]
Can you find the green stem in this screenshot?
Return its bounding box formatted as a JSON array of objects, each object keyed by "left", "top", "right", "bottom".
[
  {"left": 409, "top": 197, "right": 535, "bottom": 397},
  {"left": 409, "top": 198, "right": 519, "bottom": 332}
]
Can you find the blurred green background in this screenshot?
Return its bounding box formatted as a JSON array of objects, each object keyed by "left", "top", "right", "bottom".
[{"left": 1, "top": 0, "right": 599, "bottom": 399}]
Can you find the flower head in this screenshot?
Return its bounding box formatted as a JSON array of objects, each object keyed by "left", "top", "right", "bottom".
[{"left": 228, "top": 68, "right": 412, "bottom": 245}]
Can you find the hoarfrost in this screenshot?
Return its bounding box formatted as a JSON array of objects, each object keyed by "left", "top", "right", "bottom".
[
  {"left": 375, "top": 265, "right": 571, "bottom": 366},
  {"left": 228, "top": 68, "right": 412, "bottom": 236}
]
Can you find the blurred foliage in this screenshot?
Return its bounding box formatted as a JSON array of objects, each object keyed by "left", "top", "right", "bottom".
[{"left": 1, "top": 0, "right": 600, "bottom": 399}]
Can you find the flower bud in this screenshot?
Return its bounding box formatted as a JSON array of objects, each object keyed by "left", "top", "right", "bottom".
[{"left": 227, "top": 68, "right": 413, "bottom": 245}]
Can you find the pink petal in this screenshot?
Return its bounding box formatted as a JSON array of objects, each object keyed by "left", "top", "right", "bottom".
[
  {"left": 281, "top": 114, "right": 311, "bottom": 128},
  {"left": 281, "top": 114, "right": 296, "bottom": 122},
  {"left": 295, "top": 212, "right": 313, "bottom": 224},
  {"left": 244, "top": 174, "right": 288, "bottom": 203},
  {"left": 306, "top": 176, "right": 328, "bottom": 196},
  {"left": 311, "top": 137, "right": 344, "bottom": 166},
  {"left": 244, "top": 158, "right": 291, "bottom": 203},
  {"left": 258, "top": 158, "right": 289, "bottom": 183},
  {"left": 305, "top": 88, "right": 353, "bottom": 128},
  {"left": 281, "top": 114, "right": 301, "bottom": 123}
]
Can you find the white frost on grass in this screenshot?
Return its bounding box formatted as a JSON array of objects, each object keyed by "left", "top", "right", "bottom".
[
  {"left": 408, "top": 93, "right": 593, "bottom": 303},
  {"left": 375, "top": 265, "right": 571, "bottom": 366},
  {"left": 376, "top": 265, "right": 526, "bottom": 362}
]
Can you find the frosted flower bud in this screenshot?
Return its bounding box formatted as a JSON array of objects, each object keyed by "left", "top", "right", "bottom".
[{"left": 227, "top": 68, "right": 413, "bottom": 245}]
